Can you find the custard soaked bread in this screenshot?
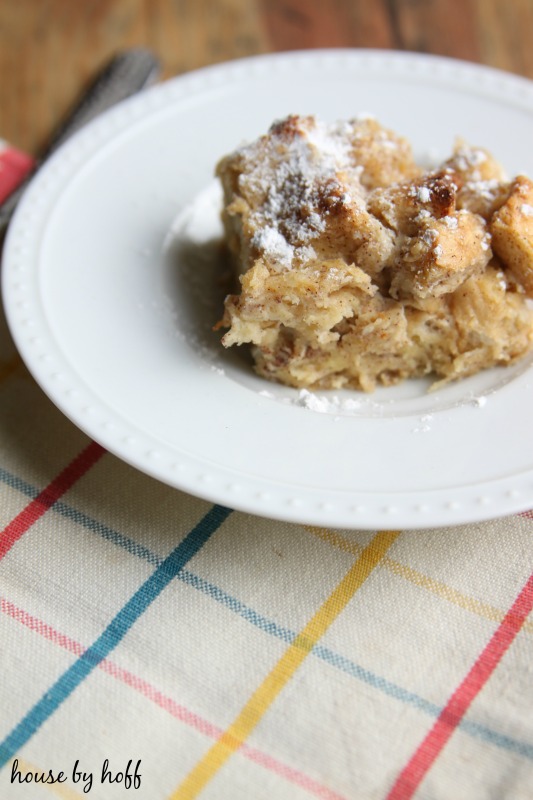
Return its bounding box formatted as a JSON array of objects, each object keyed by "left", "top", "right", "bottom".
[{"left": 215, "top": 115, "right": 533, "bottom": 391}]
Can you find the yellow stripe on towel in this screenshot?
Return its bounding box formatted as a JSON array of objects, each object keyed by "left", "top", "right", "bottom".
[
  {"left": 170, "top": 529, "right": 400, "bottom": 800},
  {"left": 307, "top": 525, "right": 533, "bottom": 634}
]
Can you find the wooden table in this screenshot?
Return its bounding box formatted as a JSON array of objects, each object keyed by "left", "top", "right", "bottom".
[{"left": 1, "top": 0, "right": 532, "bottom": 157}]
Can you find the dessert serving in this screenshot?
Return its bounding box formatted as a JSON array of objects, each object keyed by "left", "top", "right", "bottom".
[{"left": 215, "top": 115, "right": 533, "bottom": 392}]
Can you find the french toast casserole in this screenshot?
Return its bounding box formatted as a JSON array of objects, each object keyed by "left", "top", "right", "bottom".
[{"left": 215, "top": 115, "right": 533, "bottom": 391}]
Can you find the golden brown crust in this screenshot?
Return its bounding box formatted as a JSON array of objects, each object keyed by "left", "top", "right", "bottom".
[{"left": 490, "top": 176, "right": 533, "bottom": 297}]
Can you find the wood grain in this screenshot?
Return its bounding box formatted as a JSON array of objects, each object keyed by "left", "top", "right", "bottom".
[
  {"left": 0, "top": 0, "right": 532, "bottom": 155},
  {"left": 260, "top": 0, "right": 395, "bottom": 50},
  {"left": 0, "top": 0, "right": 269, "bottom": 154},
  {"left": 387, "top": 0, "right": 482, "bottom": 61},
  {"left": 473, "top": 0, "right": 533, "bottom": 78}
]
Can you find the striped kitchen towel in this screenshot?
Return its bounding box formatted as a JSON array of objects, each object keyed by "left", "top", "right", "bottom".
[
  {"left": 0, "top": 141, "right": 33, "bottom": 205},
  {"left": 0, "top": 331, "right": 532, "bottom": 799}
]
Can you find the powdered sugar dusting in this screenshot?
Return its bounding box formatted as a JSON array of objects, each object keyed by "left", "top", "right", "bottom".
[
  {"left": 296, "top": 389, "right": 332, "bottom": 412},
  {"left": 254, "top": 383, "right": 495, "bottom": 418},
  {"left": 251, "top": 226, "right": 294, "bottom": 268},
  {"left": 453, "top": 145, "right": 488, "bottom": 180},
  {"left": 442, "top": 215, "right": 458, "bottom": 229},
  {"left": 465, "top": 178, "right": 501, "bottom": 201},
  {"left": 231, "top": 116, "right": 367, "bottom": 270},
  {"left": 295, "top": 389, "right": 363, "bottom": 413}
]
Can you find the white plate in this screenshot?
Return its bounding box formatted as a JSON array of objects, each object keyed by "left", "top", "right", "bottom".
[{"left": 4, "top": 49, "right": 533, "bottom": 530}]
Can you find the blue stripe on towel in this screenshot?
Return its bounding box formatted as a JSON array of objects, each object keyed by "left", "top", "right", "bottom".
[{"left": 0, "top": 503, "right": 232, "bottom": 767}]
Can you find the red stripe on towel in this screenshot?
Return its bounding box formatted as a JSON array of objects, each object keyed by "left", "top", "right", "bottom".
[
  {"left": 386, "top": 571, "right": 533, "bottom": 799},
  {"left": 0, "top": 144, "right": 35, "bottom": 204},
  {"left": 1, "top": 596, "right": 347, "bottom": 800},
  {"left": 0, "top": 441, "right": 105, "bottom": 560}
]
